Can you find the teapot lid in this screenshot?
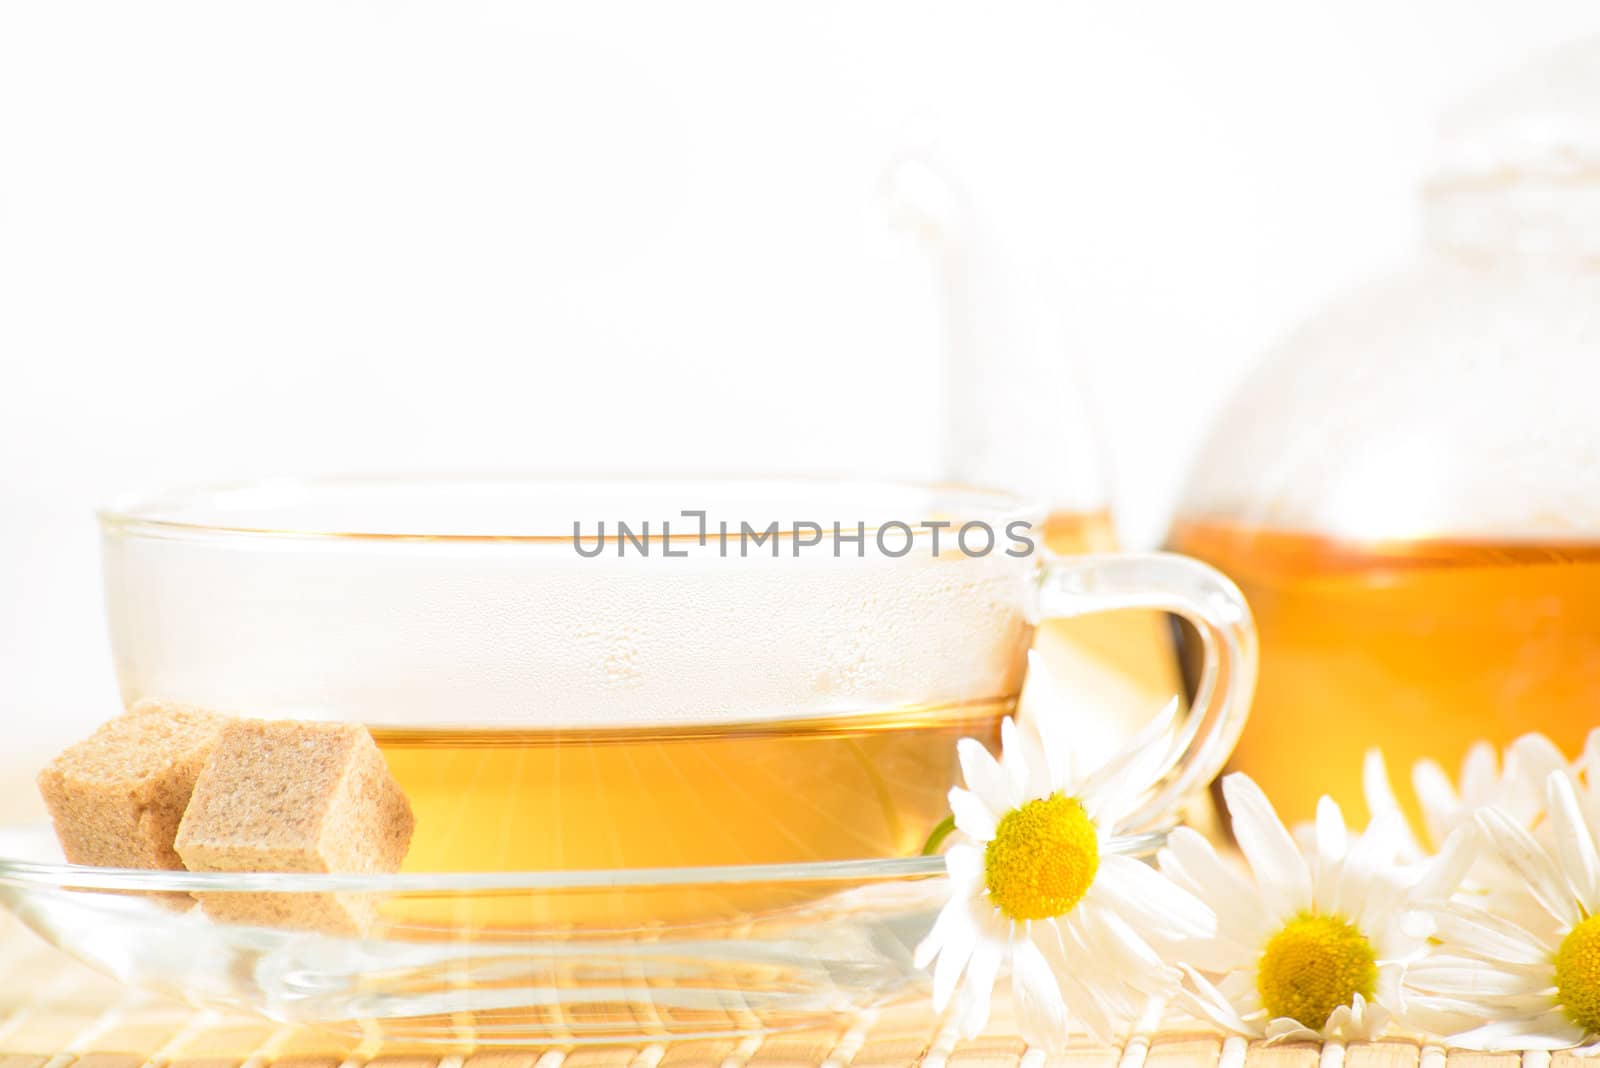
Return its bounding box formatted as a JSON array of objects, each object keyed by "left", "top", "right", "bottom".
[
  {"left": 1426, "top": 37, "right": 1600, "bottom": 258},
  {"left": 1429, "top": 36, "right": 1600, "bottom": 189}
]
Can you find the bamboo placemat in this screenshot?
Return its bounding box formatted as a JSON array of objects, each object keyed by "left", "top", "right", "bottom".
[{"left": 0, "top": 913, "right": 1559, "bottom": 1068}]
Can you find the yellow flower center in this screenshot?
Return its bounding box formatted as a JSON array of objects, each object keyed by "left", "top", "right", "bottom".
[
  {"left": 983, "top": 794, "right": 1099, "bottom": 921},
  {"left": 1556, "top": 914, "right": 1600, "bottom": 1033},
  {"left": 1256, "top": 913, "right": 1378, "bottom": 1029}
]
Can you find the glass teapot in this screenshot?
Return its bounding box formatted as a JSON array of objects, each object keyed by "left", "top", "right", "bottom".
[{"left": 1168, "top": 38, "right": 1600, "bottom": 825}]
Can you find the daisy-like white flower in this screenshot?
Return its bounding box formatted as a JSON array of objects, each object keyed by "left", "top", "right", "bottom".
[
  {"left": 915, "top": 696, "right": 1214, "bottom": 1048},
  {"left": 1159, "top": 773, "right": 1443, "bottom": 1042},
  {"left": 1362, "top": 733, "right": 1565, "bottom": 864},
  {"left": 1406, "top": 769, "right": 1600, "bottom": 1051}
]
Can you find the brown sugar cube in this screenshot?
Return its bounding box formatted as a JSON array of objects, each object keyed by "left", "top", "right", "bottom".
[
  {"left": 174, "top": 719, "right": 414, "bottom": 934},
  {"left": 37, "top": 700, "right": 230, "bottom": 871}
]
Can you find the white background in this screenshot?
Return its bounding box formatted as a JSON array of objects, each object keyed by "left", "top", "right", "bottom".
[{"left": 4, "top": 1, "right": 1600, "bottom": 786}]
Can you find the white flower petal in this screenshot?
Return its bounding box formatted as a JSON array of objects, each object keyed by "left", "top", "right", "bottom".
[
  {"left": 1405, "top": 992, "right": 1556, "bottom": 1028},
  {"left": 1426, "top": 903, "right": 1554, "bottom": 967},
  {"left": 1400, "top": 907, "right": 1437, "bottom": 942},
  {"left": 1508, "top": 734, "right": 1568, "bottom": 794},
  {"left": 1071, "top": 906, "right": 1178, "bottom": 998},
  {"left": 949, "top": 787, "right": 998, "bottom": 842},
  {"left": 1262, "top": 1018, "right": 1322, "bottom": 1043},
  {"left": 1548, "top": 770, "right": 1600, "bottom": 909},
  {"left": 1079, "top": 698, "right": 1182, "bottom": 825},
  {"left": 1411, "top": 823, "right": 1478, "bottom": 903},
  {"left": 1451, "top": 1012, "right": 1587, "bottom": 1052},
  {"left": 1319, "top": 1003, "right": 1360, "bottom": 1043},
  {"left": 1093, "top": 853, "right": 1215, "bottom": 941},
  {"left": 1414, "top": 758, "right": 1463, "bottom": 850},
  {"left": 1312, "top": 794, "right": 1353, "bottom": 914},
  {"left": 1036, "top": 922, "right": 1123, "bottom": 1042},
  {"left": 1022, "top": 651, "right": 1076, "bottom": 792},
  {"left": 1312, "top": 796, "right": 1350, "bottom": 914},
  {"left": 930, "top": 905, "right": 980, "bottom": 1010},
  {"left": 1460, "top": 742, "right": 1499, "bottom": 803},
  {"left": 1003, "top": 716, "right": 1051, "bottom": 799},
  {"left": 1407, "top": 948, "right": 1548, "bottom": 975},
  {"left": 1177, "top": 964, "right": 1257, "bottom": 1036},
  {"left": 1581, "top": 728, "right": 1600, "bottom": 782},
  {"left": 915, "top": 894, "right": 972, "bottom": 969},
  {"left": 958, "top": 737, "right": 1017, "bottom": 814},
  {"left": 1363, "top": 748, "right": 1425, "bottom": 861},
  {"left": 1404, "top": 963, "right": 1552, "bottom": 998},
  {"left": 1158, "top": 827, "right": 1269, "bottom": 946},
  {"left": 1375, "top": 962, "right": 1405, "bottom": 1011},
  {"left": 953, "top": 937, "right": 1005, "bottom": 1037},
  {"left": 1316, "top": 794, "right": 1349, "bottom": 866},
  {"left": 1476, "top": 806, "right": 1582, "bottom": 928},
  {"left": 1222, "top": 773, "right": 1312, "bottom": 919},
  {"left": 1335, "top": 810, "right": 1403, "bottom": 933},
  {"left": 999, "top": 716, "right": 1042, "bottom": 799},
  {"left": 946, "top": 843, "right": 984, "bottom": 890},
  {"left": 1216, "top": 968, "right": 1264, "bottom": 1011},
  {"left": 1582, "top": 736, "right": 1600, "bottom": 831},
  {"left": 1011, "top": 937, "right": 1072, "bottom": 1049},
  {"left": 1334, "top": 991, "right": 1390, "bottom": 1041}
]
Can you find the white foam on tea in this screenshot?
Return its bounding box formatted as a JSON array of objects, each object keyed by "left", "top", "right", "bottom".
[{"left": 105, "top": 480, "right": 1039, "bottom": 729}]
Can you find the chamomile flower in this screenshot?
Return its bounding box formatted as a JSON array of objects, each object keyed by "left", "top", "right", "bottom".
[
  {"left": 1159, "top": 773, "right": 1430, "bottom": 1042},
  {"left": 1406, "top": 769, "right": 1600, "bottom": 1052},
  {"left": 1363, "top": 733, "right": 1565, "bottom": 864},
  {"left": 915, "top": 698, "right": 1214, "bottom": 1048}
]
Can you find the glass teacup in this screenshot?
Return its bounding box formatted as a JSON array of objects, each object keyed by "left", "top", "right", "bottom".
[{"left": 100, "top": 476, "right": 1254, "bottom": 880}]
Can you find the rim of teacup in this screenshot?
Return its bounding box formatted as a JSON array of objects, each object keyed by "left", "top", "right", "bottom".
[{"left": 97, "top": 472, "right": 1046, "bottom": 545}]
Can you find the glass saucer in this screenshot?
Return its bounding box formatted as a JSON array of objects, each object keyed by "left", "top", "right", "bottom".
[{"left": 0, "top": 824, "right": 1164, "bottom": 1046}]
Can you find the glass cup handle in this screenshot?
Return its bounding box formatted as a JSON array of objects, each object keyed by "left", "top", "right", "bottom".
[{"left": 1035, "top": 551, "right": 1257, "bottom": 832}]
